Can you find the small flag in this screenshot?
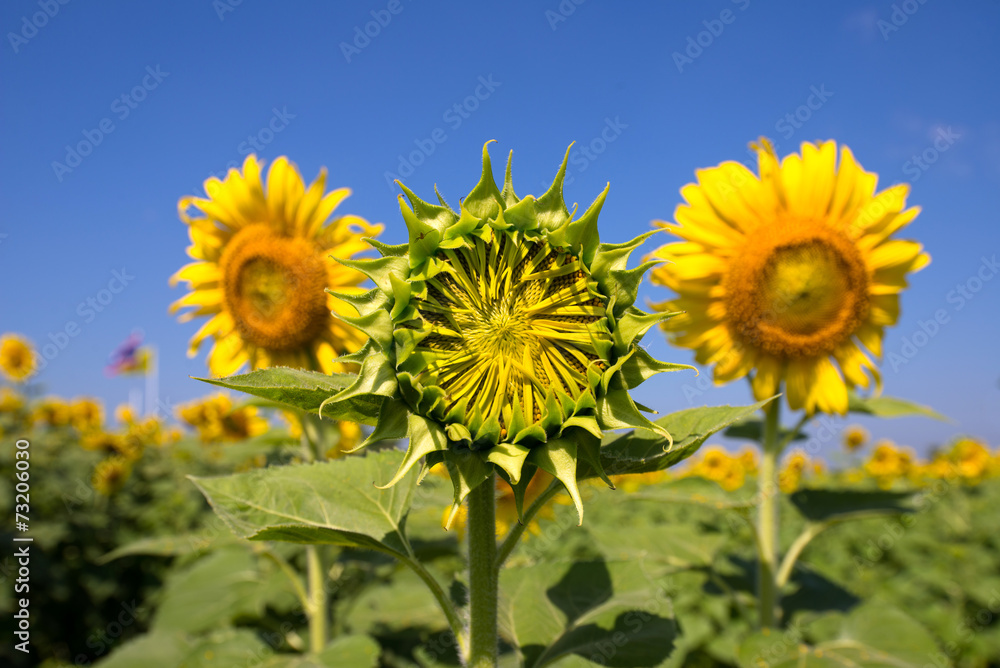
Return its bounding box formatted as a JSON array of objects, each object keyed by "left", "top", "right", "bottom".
[{"left": 106, "top": 332, "right": 152, "bottom": 377}]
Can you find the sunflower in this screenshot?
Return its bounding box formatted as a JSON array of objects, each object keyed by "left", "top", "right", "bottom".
[
  {"left": 950, "top": 438, "right": 991, "bottom": 481},
  {"left": 92, "top": 457, "right": 131, "bottom": 496},
  {"left": 177, "top": 393, "right": 267, "bottom": 443},
  {"left": 70, "top": 397, "right": 104, "bottom": 432},
  {"left": 171, "top": 155, "right": 384, "bottom": 376},
  {"left": 649, "top": 139, "right": 929, "bottom": 415},
  {"left": 323, "top": 142, "right": 688, "bottom": 523},
  {"left": 0, "top": 334, "right": 36, "bottom": 382},
  {"left": 0, "top": 388, "right": 25, "bottom": 414},
  {"left": 31, "top": 397, "right": 71, "bottom": 428},
  {"left": 864, "top": 440, "right": 914, "bottom": 487},
  {"left": 843, "top": 424, "right": 869, "bottom": 452}
]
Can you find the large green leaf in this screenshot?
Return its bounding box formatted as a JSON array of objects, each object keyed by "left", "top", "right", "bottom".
[
  {"left": 723, "top": 418, "right": 806, "bottom": 444},
  {"left": 789, "top": 488, "right": 916, "bottom": 524},
  {"left": 501, "top": 559, "right": 677, "bottom": 668},
  {"left": 94, "top": 632, "right": 192, "bottom": 668},
  {"left": 191, "top": 450, "right": 418, "bottom": 557},
  {"left": 737, "top": 602, "right": 941, "bottom": 667},
  {"left": 258, "top": 635, "right": 382, "bottom": 668},
  {"left": 587, "top": 399, "right": 774, "bottom": 479},
  {"left": 592, "top": 523, "right": 729, "bottom": 569},
  {"left": 194, "top": 366, "right": 384, "bottom": 425},
  {"left": 847, "top": 393, "right": 947, "bottom": 421},
  {"left": 152, "top": 546, "right": 296, "bottom": 634}
]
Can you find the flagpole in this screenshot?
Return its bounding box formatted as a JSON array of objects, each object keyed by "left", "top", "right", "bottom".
[{"left": 145, "top": 345, "right": 159, "bottom": 418}]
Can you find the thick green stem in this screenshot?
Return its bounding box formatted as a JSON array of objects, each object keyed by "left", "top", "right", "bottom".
[
  {"left": 757, "top": 399, "right": 781, "bottom": 629},
  {"left": 306, "top": 545, "right": 328, "bottom": 654},
  {"left": 467, "top": 474, "right": 499, "bottom": 668}
]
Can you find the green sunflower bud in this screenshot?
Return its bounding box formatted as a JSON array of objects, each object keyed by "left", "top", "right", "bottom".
[{"left": 328, "top": 141, "right": 689, "bottom": 525}]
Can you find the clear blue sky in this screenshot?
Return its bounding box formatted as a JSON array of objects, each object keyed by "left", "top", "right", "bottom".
[{"left": 2, "top": 0, "right": 998, "bottom": 455}]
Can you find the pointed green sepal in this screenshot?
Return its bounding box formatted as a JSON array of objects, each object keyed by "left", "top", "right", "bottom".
[
  {"left": 613, "top": 307, "right": 678, "bottom": 352},
  {"left": 463, "top": 141, "right": 504, "bottom": 221},
  {"left": 442, "top": 449, "right": 493, "bottom": 529},
  {"left": 575, "top": 429, "right": 614, "bottom": 490},
  {"left": 501, "top": 150, "right": 519, "bottom": 207},
  {"left": 397, "top": 181, "right": 460, "bottom": 232},
  {"left": 332, "top": 255, "right": 407, "bottom": 296},
  {"left": 329, "top": 307, "right": 394, "bottom": 354},
  {"left": 551, "top": 183, "right": 607, "bottom": 265},
  {"left": 535, "top": 143, "right": 573, "bottom": 231},
  {"left": 320, "top": 351, "right": 397, "bottom": 420},
  {"left": 399, "top": 196, "right": 442, "bottom": 267},
  {"left": 485, "top": 441, "right": 531, "bottom": 485},
  {"left": 596, "top": 389, "right": 672, "bottom": 445},
  {"left": 352, "top": 397, "right": 410, "bottom": 453},
  {"left": 364, "top": 238, "right": 408, "bottom": 257},
  {"left": 529, "top": 437, "right": 583, "bottom": 525},
  {"left": 375, "top": 414, "right": 448, "bottom": 489},
  {"left": 619, "top": 346, "right": 695, "bottom": 389}
]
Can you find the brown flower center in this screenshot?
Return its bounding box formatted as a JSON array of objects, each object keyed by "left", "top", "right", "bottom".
[
  {"left": 220, "top": 224, "right": 330, "bottom": 351},
  {"left": 723, "top": 220, "right": 870, "bottom": 358}
]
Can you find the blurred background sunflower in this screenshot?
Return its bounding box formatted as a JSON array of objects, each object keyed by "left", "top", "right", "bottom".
[
  {"left": 0, "top": 333, "right": 36, "bottom": 383},
  {"left": 170, "top": 155, "right": 384, "bottom": 376},
  {"left": 649, "top": 139, "right": 930, "bottom": 415}
]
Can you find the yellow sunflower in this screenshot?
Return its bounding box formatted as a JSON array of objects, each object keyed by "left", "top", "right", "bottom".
[
  {"left": 649, "top": 139, "right": 929, "bottom": 414},
  {"left": 0, "top": 388, "right": 25, "bottom": 414},
  {"left": 170, "top": 155, "right": 384, "bottom": 376},
  {"left": 92, "top": 457, "right": 131, "bottom": 496},
  {"left": 31, "top": 397, "right": 71, "bottom": 428},
  {"left": 177, "top": 393, "right": 267, "bottom": 443},
  {"left": 70, "top": 397, "right": 104, "bottom": 432},
  {"left": 0, "top": 334, "right": 36, "bottom": 382},
  {"left": 842, "top": 425, "right": 869, "bottom": 452}
]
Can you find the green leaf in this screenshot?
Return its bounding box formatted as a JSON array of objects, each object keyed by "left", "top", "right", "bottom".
[
  {"left": 737, "top": 602, "right": 941, "bottom": 667},
  {"left": 789, "top": 488, "right": 916, "bottom": 523},
  {"left": 724, "top": 417, "right": 806, "bottom": 444},
  {"left": 93, "top": 632, "right": 192, "bottom": 668},
  {"left": 191, "top": 450, "right": 418, "bottom": 557},
  {"left": 847, "top": 393, "right": 948, "bottom": 421},
  {"left": 312, "top": 635, "right": 382, "bottom": 668},
  {"left": 194, "top": 367, "right": 383, "bottom": 426},
  {"left": 181, "top": 629, "right": 270, "bottom": 668},
  {"left": 98, "top": 525, "right": 240, "bottom": 562},
  {"left": 153, "top": 546, "right": 295, "bottom": 634},
  {"left": 587, "top": 399, "right": 774, "bottom": 479},
  {"left": 500, "top": 559, "right": 677, "bottom": 668}
]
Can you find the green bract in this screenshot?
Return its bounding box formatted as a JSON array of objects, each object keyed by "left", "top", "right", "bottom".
[{"left": 328, "top": 142, "right": 690, "bottom": 524}]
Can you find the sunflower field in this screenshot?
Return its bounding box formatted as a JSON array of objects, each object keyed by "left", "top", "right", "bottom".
[{"left": 2, "top": 3, "right": 999, "bottom": 668}]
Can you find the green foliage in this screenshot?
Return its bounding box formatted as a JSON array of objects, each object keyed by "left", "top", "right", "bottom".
[{"left": 191, "top": 450, "right": 419, "bottom": 556}]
